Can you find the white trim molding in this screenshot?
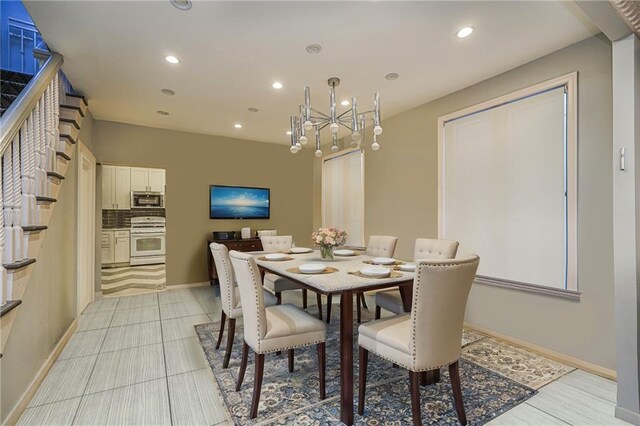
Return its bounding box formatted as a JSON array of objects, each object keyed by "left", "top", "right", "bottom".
[{"left": 437, "top": 72, "right": 578, "bottom": 296}]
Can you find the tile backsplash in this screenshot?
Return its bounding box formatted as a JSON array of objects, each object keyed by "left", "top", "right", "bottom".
[{"left": 102, "top": 209, "right": 165, "bottom": 229}]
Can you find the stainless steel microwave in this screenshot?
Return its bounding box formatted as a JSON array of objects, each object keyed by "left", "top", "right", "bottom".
[{"left": 131, "top": 191, "right": 165, "bottom": 209}]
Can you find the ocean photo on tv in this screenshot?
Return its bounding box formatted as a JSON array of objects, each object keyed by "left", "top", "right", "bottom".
[{"left": 210, "top": 186, "right": 270, "bottom": 219}]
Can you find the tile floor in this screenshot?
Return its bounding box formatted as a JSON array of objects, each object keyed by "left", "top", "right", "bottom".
[{"left": 18, "top": 286, "right": 626, "bottom": 425}]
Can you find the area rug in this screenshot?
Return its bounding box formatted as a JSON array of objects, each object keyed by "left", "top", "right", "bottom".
[
  {"left": 462, "top": 338, "right": 575, "bottom": 389},
  {"left": 195, "top": 309, "right": 536, "bottom": 425}
]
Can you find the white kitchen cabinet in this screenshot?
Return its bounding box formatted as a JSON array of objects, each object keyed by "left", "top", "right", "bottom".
[
  {"left": 130, "top": 167, "right": 148, "bottom": 192},
  {"left": 101, "top": 166, "right": 115, "bottom": 210},
  {"left": 101, "top": 231, "right": 114, "bottom": 264},
  {"left": 130, "top": 167, "right": 165, "bottom": 192},
  {"left": 114, "top": 230, "right": 130, "bottom": 263},
  {"left": 148, "top": 168, "right": 165, "bottom": 192},
  {"left": 102, "top": 165, "right": 131, "bottom": 210}
]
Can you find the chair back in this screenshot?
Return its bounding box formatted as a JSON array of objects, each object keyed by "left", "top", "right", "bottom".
[
  {"left": 409, "top": 255, "right": 479, "bottom": 370},
  {"left": 366, "top": 235, "right": 398, "bottom": 257},
  {"left": 261, "top": 235, "right": 293, "bottom": 252},
  {"left": 209, "top": 243, "right": 237, "bottom": 315},
  {"left": 414, "top": 238, "right": 459, "bottom": 261},
  {"left": 229, "top": 251, "right": 268, "bottom": 351}
]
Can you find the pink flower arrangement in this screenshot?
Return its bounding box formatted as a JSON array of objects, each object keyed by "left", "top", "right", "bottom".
[{"left": 312, "top": 227, "right": 348, "bottom": 247}]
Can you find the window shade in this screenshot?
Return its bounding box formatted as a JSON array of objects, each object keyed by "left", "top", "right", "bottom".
[
  {"left": 442, "top": 86, "right": 567, "bottom": 289},
  {"left": 322, "top": 150, "right": 364, "bottom": 247}
]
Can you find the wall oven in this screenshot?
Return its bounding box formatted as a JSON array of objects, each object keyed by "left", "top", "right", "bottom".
[
  {"left": 131, "top": 191, "right": 165, "bottom": 209},
  {"left": 130, "top": 217, "right": 166, "bottom": 265}
]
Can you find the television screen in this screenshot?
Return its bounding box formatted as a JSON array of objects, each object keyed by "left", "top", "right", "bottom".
[{"left": 210, "top": 185, "right": 270, "bottom": 219}]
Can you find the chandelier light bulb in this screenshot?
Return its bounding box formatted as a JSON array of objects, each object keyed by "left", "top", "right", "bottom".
[
  {"left": 315, "top": 149, "right": 323, "bottom": 158},
  {"left": 299, "top": 135, "right": 308, "bottom": 145},
  {"left": 331, "top": 145, "right": 339, "bottom": 152},
  {"left": 351, "top": 140, "right": 358, "bottom": 148},
  {"left": 374, "top": 125, "right": 383, "bottom": 136},
  {"left": 304, "top": 120, "right": 314, "bottom": 131},
  {"left": 330, "top": 122, "right": 339, "bottom": 133},
  {"left": 351, "top": 131, "right": 361, "bottom": 142},
  {"left": 371, "top": 142, "right": 380, "bottom": 151},
  {"left": 295, "top": 142, "right": 302, "bottom": 149},
  {"left": 290, "top": 145, "right": 298, "bottom": 154}
]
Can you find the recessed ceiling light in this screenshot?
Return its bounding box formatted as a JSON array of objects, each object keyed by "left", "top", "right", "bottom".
[
  {"left": 286, "top": 131, "right": 292, "bottom": 135},
  {"left": 234, "top": 123, "right": 243, "bottom": 129},
  {"left": 306, "top": 44, "right": 322, "bottom": 54},
  {"left": 248, "top": 107, "right": 259, "bottom": 112},
  {"left": 341, "top": 100, "right": 350, "bottom": 106},
  {"left": 161, "top": 88, "right": 175, "bottom": 96},
  {"left": 456, "top": 26, "right": 474, "bottom": 38},
  {"left": 272, "top": 81, "right": 283, "bottom": 89},
  {"left": 170, "top": 0, "right": 192, "bottom": 10},
  {"left": 385, "top": 72, "right": 399, "bottom": 81},
  {"left": 157, "top": 110, "right": 170, "bottom": 116},
  {"left": 165, "top": 55, "right": 180, "bottom": 64}
]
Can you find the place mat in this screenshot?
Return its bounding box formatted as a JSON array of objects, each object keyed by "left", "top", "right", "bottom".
[
  {"left": 281, "top": 249, "right": 314, "bottom": 255},
  {"left": 349, "top": 270, "right": 404, "bottom": 279},
  {"left": 257, "top": 256, "right": 294, "bottom": 262},
  {"left": 363, "top": 260, "right": 405, "bottom": 266},
  {"left": 286, "top": 266, "right": 338, "bottom": 275},
  {"left": 392, "top": 265, "right": 415, "bottom": 271}
]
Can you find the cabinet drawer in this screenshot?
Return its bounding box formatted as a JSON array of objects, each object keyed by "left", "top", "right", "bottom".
[
  {"left": 115, "top": 231, "right": 130, "bottom": 238},
  {"left": 223, "top": 241, "right": 261, "bottom": 251}
]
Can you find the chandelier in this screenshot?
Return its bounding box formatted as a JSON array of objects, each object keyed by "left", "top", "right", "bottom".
[{"left": 289, "top": 77, "right": 382, "bottom": 157}]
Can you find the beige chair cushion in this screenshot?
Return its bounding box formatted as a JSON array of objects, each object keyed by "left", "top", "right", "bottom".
[
  {"left": 358, "top": 314, "right": 412, "bottom": 369},
  {"left": 256, "top": 304, "right": 326, "bottom": 353},
  {"left": 414, "top": 238, "right": 459, "bottom": 261},
  {"left": 375, "top": 290, "right": 405, "bottom": 315},
  {"left": 365, "top": 235, "right": 398, "bottom": 258},
  {"left": 261, "top": 235, "right": 293, "bottom": 252},
  {"left": 264, "top": 273, "right": 303, "bottom": 293},
  {"left": 229, "top": 287, "right": 278, "bottom": 319}
]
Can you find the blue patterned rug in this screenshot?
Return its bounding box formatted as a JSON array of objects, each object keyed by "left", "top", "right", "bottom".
[{"left": 195, "top": 308, "right": 536, "bottom": 425}]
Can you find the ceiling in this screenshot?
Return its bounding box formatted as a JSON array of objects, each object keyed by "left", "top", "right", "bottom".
[{"left": 25, "top": 1, "right": 598, "bottom": 145}]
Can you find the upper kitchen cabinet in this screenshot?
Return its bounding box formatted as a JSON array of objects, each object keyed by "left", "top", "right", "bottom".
[
  {"left": 102, "top": 165, "right": 131, "bottom": 210},
  {"left": 131, "top": 167, "right": 165, "bottom": 192}
]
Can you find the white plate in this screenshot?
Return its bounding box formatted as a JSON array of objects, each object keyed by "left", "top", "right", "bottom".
[
  {"left": 334, "top": 249, "right": 355, "bottom": 256},
  {"left": 360, "top": 266, "right": 391, "bottom": 278},
  {"left": 265, "top": 253, "right": 287, "bottom": 260},
  {"left": 399, "top": 263, "right": 416, "bottom": 272},
  {"left": 290, "top": 247, "right": 313, "bottom": 254},
  {"left": 372, "top": 257, "right": 395, "bottom": 265},
  {"left": 299, "top": 263, "right": 327, "bottom": 274}
]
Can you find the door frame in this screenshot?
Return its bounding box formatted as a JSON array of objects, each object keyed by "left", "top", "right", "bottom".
[{"left": 76, "top": 141, "right": 96, "bottom": 315}]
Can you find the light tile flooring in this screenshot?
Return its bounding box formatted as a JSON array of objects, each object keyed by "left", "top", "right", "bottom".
[{"left": 19, "top": 286, "right": 626, "bottom": 425}]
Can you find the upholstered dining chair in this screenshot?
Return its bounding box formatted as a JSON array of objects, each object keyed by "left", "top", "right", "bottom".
[
  {"left": 358, "top": 255, "right": 479, "bottom": 426},
  {"left": 324, "top": 235, "right": 399, "bottom": 324},
  {"left": 229, "top": 251, "right": 327, "bottom": 419},
  {"left": 261, "top": 235, "right": 314, "bottom": 310},
  {"left": 209, "top": 243, "right": 278, "bottom": 369},
  {"left": 375, "top": 238, "right": 459, "bottom": 318}
]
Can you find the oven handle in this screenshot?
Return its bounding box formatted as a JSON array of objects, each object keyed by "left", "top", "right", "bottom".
[{"left": 131, "top": 233, "right": 166, "bottom": 238}]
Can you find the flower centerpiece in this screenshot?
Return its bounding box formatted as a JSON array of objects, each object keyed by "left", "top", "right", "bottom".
[{"left": 312, "top": 227, "right": 348, "bottom": 260}]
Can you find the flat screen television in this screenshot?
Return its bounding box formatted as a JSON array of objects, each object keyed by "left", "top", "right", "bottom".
[{"left": 209, "top": 185, "right": 270, "bottom": 219}]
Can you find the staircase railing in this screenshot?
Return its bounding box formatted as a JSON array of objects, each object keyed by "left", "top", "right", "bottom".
[{"left": 0, "top": 50, "right": 64, "bottom": 309}]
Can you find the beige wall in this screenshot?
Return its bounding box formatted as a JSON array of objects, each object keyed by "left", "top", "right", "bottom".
[
  {"left": 93, "top": 121, "right": 315, "bottom": 286},
  {"left": 314, "top": 35, "right": 616, "bottom": 369},
  {"left": 0, "top": 113, "right": 94, "bottom": 421}
]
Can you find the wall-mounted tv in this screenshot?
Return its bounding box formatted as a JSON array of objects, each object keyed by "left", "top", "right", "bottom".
[{"left": 209, "top": 185, "right": 270, "bottom": 219}]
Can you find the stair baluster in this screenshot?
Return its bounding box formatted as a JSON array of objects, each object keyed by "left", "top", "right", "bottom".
[
  {"left": 3, "top": 140, "right": 14, "bottom": 265},
  {"left": 11, "top": 133, "right": 23, "bottom": 262}
]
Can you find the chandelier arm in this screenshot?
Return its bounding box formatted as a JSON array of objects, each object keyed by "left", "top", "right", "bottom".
[
  {"left": 338, "top": 121, "right": 353, "bottom": 132},
  {"left": 316, "top": 122, "right": 330, "bottom": 132},
  {"left": 310, "top": 116, "right": 330, "bottom": 123},
  {"left": 310, "top": 107, "right": 330, "bottom": 119},
  {"left": 336, "top": 109, "right": 352, "bottom": 120}
]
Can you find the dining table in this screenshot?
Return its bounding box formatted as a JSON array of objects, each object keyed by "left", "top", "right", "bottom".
[{"left": 254, "top": 249, "right": 415, "bottom": 426}]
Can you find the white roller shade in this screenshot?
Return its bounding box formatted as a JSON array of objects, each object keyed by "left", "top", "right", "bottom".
[
  {"left": 322, "top": 150, "right": 364, "bottom": 247},
  {"left": 442, "top": 86, "right": 567, "bottom": 289}
]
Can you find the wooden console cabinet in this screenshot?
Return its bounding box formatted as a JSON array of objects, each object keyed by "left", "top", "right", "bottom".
[{"left": 206, "top": 238, "right": 263, "bottom": 285}]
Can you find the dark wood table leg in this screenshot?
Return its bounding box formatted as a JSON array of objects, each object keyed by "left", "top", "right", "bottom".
[
  {"left": 398, "top": 285, "right": 412, "bottom": 313},
  {"left": 340, "top": 291, "right": 354, "bottom": 425}
]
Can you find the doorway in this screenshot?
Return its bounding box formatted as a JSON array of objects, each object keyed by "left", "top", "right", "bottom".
[{"left": 77, "top": 142, "right": 96, "bottom": 314}]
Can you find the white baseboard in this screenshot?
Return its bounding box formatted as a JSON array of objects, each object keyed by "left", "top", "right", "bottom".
[
  {"left": 2, "top": 319, "right": 77, "bottom": 426},
  {"left": 616, "top": 405, "right": 640, "bottom": 425},
  {"left": 464, "top": 322, "right": 617, "bottom": 381}
]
